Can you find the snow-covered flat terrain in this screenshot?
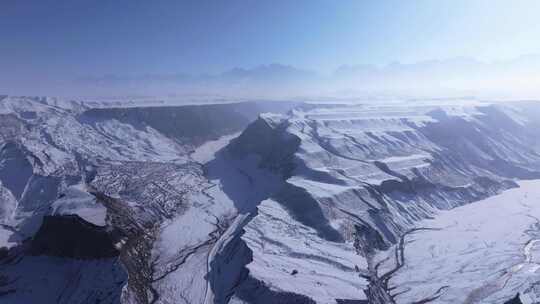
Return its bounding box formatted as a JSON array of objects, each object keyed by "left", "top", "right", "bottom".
[{"left": 389, "top": 180, "right": 540, "bottom": 304}]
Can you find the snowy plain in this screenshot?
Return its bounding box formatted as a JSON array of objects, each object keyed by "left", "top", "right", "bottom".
[{"left": 388, "top": 180, "right": 540, "bottom": 304}]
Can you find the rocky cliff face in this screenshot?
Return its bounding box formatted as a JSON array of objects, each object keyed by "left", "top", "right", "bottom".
[{"left": 0, "top": 96, "right": 539, "bottom": 304}]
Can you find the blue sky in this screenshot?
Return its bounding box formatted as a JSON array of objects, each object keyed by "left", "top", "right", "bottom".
[{"left": 2, "top": 0, "right": 540, "bottom": 96}]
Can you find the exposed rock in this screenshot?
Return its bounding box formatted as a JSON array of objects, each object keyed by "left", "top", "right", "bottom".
[
  {"left": 29, "top": 215, "right": 118, "bottom": 259},
  {"left": 504, "top": 293, "right": 523, "bottom": 304}
]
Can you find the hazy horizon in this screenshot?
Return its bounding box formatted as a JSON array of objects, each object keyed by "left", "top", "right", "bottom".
[{"left": 3, "top": 0, "right": 540, "bottom": 99}]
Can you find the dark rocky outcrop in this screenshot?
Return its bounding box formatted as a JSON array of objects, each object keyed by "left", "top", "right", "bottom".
[
  {"left": 29, "top": 215, "right": 118, "bottom": 259},
  {"left": 504, "top": 293, "right": 523, "bottom": 304},
  {"left": 235, "top": 277, "right": 317, "bottom": 304},
  {"left": 335, "top": 300, "right": 369, "bottom": 304}
]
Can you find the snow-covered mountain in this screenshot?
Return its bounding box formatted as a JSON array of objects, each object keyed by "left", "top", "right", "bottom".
[{"left": 0, "top": 95, "right": 539, "bottom": 304}]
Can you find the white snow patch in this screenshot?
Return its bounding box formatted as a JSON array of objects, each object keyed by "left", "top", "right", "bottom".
[
  {"left": 243, "top": 199, "right": 367, "bottom": 303},
  {"left": 387, "top": 180, "right": 540, "bottom": 304},
  {"left": 51, "top": 184, "right": 107, "bottom": 226}
]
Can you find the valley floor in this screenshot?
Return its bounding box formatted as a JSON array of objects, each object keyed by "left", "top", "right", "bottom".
[{"left": 386, "top": 180, "right": 540, "bottom": 304}]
